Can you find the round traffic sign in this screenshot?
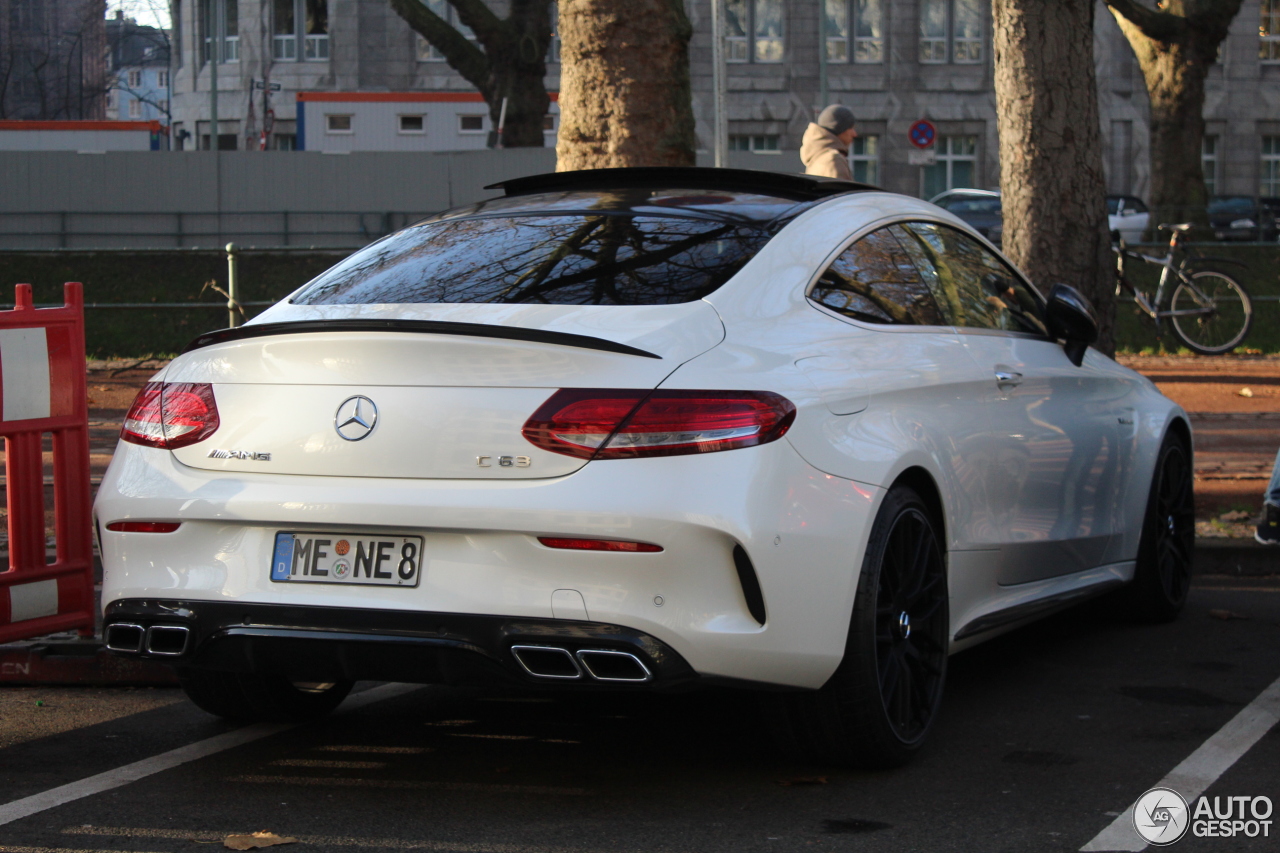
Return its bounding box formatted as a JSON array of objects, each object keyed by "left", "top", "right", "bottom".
[{"left": 909, "top": 120, "right": 936, "bottom": 149}]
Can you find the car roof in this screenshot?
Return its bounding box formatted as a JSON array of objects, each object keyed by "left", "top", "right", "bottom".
[{"left": 487, "top": 167, "right": 878, "bottom": 201}]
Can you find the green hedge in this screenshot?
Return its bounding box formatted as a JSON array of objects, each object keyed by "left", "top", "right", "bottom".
[
  {"left": 3, "top": 244, "right": 1277, "bottom": 358},
  {"left": 2, "top": 250, "right": 346, "bottom": 358},
  {"left": 1113, "top": 243, "right": 1280, "bottom": 354}
]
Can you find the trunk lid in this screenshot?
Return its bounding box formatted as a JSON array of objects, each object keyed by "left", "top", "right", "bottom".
[{"left": 164, "top": 302, "right": 723, "bottom": 480}]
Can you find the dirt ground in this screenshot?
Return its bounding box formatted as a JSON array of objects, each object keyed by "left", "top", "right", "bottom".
[{"left": 0, "top": 355, "right": 1276, "bottom": 548}]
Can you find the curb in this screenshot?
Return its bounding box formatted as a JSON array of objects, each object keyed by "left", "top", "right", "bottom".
[
  {"left": 0, "top": 639, "right": 178, "bottom": 686},
  {"left": 1193, "top": 538, "right": 1278, "bottom": 577}
]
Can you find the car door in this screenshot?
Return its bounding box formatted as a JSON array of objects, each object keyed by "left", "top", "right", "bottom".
[
  {"left": 895, "top": 221, "right": 1136, "bottom": 584},
  {"left": 788, "top": 223, "right": 1005, "bottom": 554}
]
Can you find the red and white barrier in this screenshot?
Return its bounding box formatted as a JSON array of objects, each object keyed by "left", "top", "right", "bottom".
[{"left": 0, "top": 283, "right": 94, "bottom": 643}]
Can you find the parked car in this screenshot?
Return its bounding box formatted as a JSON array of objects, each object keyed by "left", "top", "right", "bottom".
[
  {"left": 1106, "top": 195, "right": 1150, "bottom": 243},
  {"left": 97, "top": 168, "right": 1191, "bottom": 768},
  {"left": 1209, "top": 195, "right": 1278, "bottom": 241},
  {"left": 928, "top": 188, "right": 1004, "bottom": 245}
]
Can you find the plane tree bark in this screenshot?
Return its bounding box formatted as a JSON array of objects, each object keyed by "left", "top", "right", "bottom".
[
  {"left": 1104, "top": 0, "right": 1245, "bottom": 235},
  {"left": 992, "top": 0, "right": 1116, "bottom": 353},
  {"left": 555, "top": 0, "right": 696, "bottom": 169},
  {"left": 387, "top": 0, "right": 552, "bottom": 147}
]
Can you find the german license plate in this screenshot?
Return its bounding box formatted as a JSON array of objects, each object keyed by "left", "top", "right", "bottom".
[{"left": 270, "top": 532, "right": 423, "bottom": 587}]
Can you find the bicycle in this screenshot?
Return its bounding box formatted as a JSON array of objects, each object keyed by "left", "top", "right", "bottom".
[{"left": 1113, "top": 222, "right": 1253, "bottom": 355}]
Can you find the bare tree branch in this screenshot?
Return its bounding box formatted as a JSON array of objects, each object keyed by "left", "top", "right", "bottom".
[
  {"left": 1103, "top": 0, "right": 1187, "bottom": 43},
  {"left": 386, "top": 0, "right": 490, "bottom": 91}
]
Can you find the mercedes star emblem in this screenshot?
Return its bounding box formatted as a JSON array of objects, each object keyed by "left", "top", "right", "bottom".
[{"left": 334, "top": 395, "right": 378, "bottom": 441}]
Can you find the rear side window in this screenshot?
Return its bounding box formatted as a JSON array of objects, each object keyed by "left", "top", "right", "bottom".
[
  {"left": 896, "top": 222, "right": 1047, "bottom": 336},
  {"left": 291, "top": 213, "right": 774, "bottom": 306},
  {"left": 809, "top": 226, "right": 947, "bottom": 325}
]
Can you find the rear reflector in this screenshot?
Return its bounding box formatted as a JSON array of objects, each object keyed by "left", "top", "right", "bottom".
[
  {"left": 121, "top": 382, "right": 220, "bottom": 449},
  {"left": 538, "top": 537, "right": 663, "bottom": 553},
  {"left": 523, "top": 389, "right": 795, "bottom": 460},
  {"left": 106, "top": 521, "right": 182, "bottom": 533}
]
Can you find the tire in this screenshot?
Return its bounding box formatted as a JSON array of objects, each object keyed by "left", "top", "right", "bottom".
[
  {"left": 179, "top": 669, "right": 353, "bottom": 722},
  {"left": 1169, "top": 271, "right": 1252, "bottom": 355},
  {"left": 1123, "top": 433, "right": 1195, "bottom": 623},
  {"left": 768, "top": 486, "right": 949, "bottom": 769}
]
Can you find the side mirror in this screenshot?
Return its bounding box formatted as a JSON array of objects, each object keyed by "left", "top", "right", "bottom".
[{"left": 1046, "top": 283, "right": 1098, "bottom": 367}]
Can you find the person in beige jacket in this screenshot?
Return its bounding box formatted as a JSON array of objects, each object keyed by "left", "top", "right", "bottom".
[{"left": 800, "top": 104, "right": 858, "bottom": 181}]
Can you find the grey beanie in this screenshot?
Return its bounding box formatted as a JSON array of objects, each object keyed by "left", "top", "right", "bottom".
[{"left": 817, "top": 104, "right": 856, "bottom": 135}]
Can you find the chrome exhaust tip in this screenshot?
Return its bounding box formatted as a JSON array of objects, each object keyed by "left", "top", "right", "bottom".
[
  {"left": 510, "top": 645, "right": 582, "bottom": 679},
  {"left": 104, "top": 623, "right": 145, "bottom": 653},
  {"left": 144, "top": 625, "right": 191, "bottom": 656},
  {"left": 576, "top": 649, "right": 652, "bottom": 683}
]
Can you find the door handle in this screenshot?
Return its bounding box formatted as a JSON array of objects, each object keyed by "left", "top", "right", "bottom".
[{"left": 994, "top": 370, "right": 1023, "bottom": 389}]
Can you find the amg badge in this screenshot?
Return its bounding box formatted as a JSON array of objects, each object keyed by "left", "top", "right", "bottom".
[{"left": 208, "top": 449, "right": 272, "bottom": 461}]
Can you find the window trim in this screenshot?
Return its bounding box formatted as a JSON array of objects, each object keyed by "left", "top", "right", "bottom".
[
  {"left": 325, "top": 113, "right": 354, "bottom": 134},
  {"left": 274, "top": 0, "right": 329, "bottom": 62},
  {"left": 824, "top": 0, "right": 885, "bottom": 65},
  {"left": 725, "top": 0, "right": 785, "bottom": 65},
  {"left": 398, "top": 114, "right": 426, "bottom": 134},
  {"left": 919, "top": 0, "right": 984, "bottom": 66},
  {"left": 1262, "top": 0, "right": 1280, "bottom": 63},
  {"left": 458, "top": 114, "right": 486, "bottom": 134},
  {"left": 804, "top": 216, "right": 1048, "bottom": 336}
]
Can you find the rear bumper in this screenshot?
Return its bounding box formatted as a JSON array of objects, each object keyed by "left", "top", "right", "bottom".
[{"left": 104, "top": 598, "right": 698, "bottom": 689}]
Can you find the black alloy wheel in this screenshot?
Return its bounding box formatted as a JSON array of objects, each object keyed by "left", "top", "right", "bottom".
[
  {"left": 764, "top": 485, "right": 949, "bottom": 768},
  {"left": 873, "top": 500, "right": 949, "bottom": 744},
  {"left": 1126, "top": 434, "right": 1195, "bottom": 622}
]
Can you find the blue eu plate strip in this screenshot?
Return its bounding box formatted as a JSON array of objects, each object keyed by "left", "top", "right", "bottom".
[{"left": 271, "top": 533, "right": 295, "bottom": 581}]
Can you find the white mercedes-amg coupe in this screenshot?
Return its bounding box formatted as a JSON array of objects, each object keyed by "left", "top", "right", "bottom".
[{"left": 96, "top": 169, "right": 1192, "bottom": 768}]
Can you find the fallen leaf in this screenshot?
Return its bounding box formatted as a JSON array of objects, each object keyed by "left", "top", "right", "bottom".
[
  {"left": 1209, "top": 609, "right": 1248, "bottom": 621},
  {"left": 776, "top": 776, "right": 828, "bottom": 786},
  {"left": 1238, "top": 387, "right": 1254, "bottom": 397},
  {"left": 223, "top": 832, "right": 298, "bottom": 851}
]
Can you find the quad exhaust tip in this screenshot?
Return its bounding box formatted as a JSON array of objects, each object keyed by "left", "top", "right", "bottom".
[
  {"left": 510, "top": 645, "right": 652, "bottom": 683},
  {"left": 105, "top": 623, "right": 190, "bottom": 656},
  {"left": 104, "top": 623, "right": 145, "bottom": 653}
]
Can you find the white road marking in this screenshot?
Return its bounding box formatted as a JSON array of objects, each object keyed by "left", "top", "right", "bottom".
[
  {"left": 1080, "top": 673, "right": 1280, "bottom": 852},
  {"left": 0, "top": 683, "right": 422, "bottom": 828},
  {"left": 231, "top": 774, "right": 589, "bottom": 796},
  {"left": 313, "top": 744, "right": 432, "bottom": 754},
  {"left": 64, "top": 826, "right": 597, "bottom": 853},
  {"left": 268, "top": 758, "right": 387, "bottom": 769}
]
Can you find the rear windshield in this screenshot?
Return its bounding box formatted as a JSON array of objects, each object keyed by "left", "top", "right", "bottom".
[{"left": 292, "top": 205, "right": 785, "bottom": 306}]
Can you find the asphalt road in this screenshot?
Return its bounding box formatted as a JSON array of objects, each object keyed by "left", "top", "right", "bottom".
[{"left": 1, "top": 576, "right": 1277, "bottom": 853}]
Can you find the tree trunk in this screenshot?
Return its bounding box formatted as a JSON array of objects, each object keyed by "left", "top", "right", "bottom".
[
  {"left": 556, "top": 0, "right": 696, "bottom": 170},
  {"left": 387, "top": 0, "right": 551, "bottom": 147},
  {"left": 992, "top": 0, "right": 1115, "bottom": 354},
  {"left": 1104, "top": 1, "right": 1244, "bottom": 238}
]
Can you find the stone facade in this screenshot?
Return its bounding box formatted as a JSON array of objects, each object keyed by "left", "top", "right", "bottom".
[
  {"left": 167, "top": 1, "right": 1280, "bottom": 201},
  {"left": 0, "top": 0, "right": 108, "bottom": 120}
]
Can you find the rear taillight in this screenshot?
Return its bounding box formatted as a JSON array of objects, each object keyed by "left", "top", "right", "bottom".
[
  {"left": 106, "top": 521, "right": 182, "bottom": 533},
  {"left": 121, "top": 382, "right": 220, "bottom": 449},
  {"left": 538, "top": 537, "right": 663, "bottom": 553},
  {"left": 522, "top": 389, "right": 795, "bottom": 460}
]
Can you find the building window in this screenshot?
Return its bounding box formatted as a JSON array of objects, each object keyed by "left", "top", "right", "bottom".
[
  {"left": 1262, "top": 0, "right": 1280, "bottom": 62},
  {"left": 399, "top": 114, "right": 425, "bottom": 134},
  {"left": 543, "top": 114, "right": 557, "bottom": 133},
  {"left": 921, "top": 135, "right": 977, "bottom": 199},
  {"left": 275, "top": 0, "right": 329, "bottom": 61},
  {"left": 128, "top": 99, "right": 142, "bottom": 118},
  {"left": 416, "top": 0, "right": 478, "bottom": 61},
  {"left": 850, "top": 135, "right": 879, "bottom": 184},
  {"left": 459, "top": 115, "right": 485, "bottom": 133},
  {"left": 157, "top": 69, "right": 169, "bottom": 88},
  {"left": 106, "top": 91, "right": 116, "bottom": 109},
  {"left": 725, "top": 0, "right": 784, "bottom": 63},
  {"left": 127, "top": 69, "right": 142, "bottom": 88},
  {"left": 729, "top": 134, "right": 780, "bottom": 153},
  {"left": 273, "top": 133, "right": 297, "bottom": 150},
  {"left": 326, "top": 114, "right": 352, "bottom": 134},
  {"left": 920, "top": 0, "right": 983, "bottom": 64},
  {"left": 1262, "top": 137, "right": 1280, "bottom": 196},
  {"left": 199, "top": 0, "right": 239, "bottom": 63},
  {"left": 825, "top": 0, "right": 883, "bottom": 64},
  {"left": 1202, "top": 136, "right": 1219, "bottom": 196}
]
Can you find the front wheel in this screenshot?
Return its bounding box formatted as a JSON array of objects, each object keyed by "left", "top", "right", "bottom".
[
  {"left": 1169, "top": 271, "right": 1252, "bottom": 355},
  {"left": 1123, "top": 433, "right": 1195, "bottom": 622}
]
